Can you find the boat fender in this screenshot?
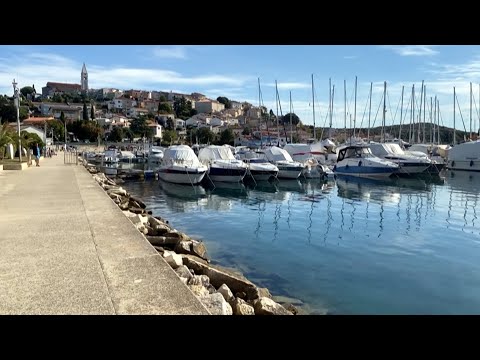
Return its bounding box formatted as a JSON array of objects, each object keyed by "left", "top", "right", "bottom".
[
  {"left": 470, "top": 160, "right": 474, "bottom": 167},
  {"left": 333, "top": 165, "right": 336, "bottom": 171},
  {"left": 346, "top": 164, "right": 349, "bottom": 168},
  {"left": 358, "top": 161, "right": 362, "bottom": 167},
  {"left": 451, "top": 161, "right": 455, "bottom": 167}
]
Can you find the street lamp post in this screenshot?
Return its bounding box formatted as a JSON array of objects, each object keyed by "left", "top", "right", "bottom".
[{"left": 12, "top": 79, "right": 22, "bottom": 163}]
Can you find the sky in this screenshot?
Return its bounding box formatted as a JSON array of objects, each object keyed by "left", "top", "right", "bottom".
[{"left": 1, "top": 45, "right": 480, "bottom": 132}]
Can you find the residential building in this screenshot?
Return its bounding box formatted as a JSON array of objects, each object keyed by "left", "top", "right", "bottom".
[
  {"left": 194, "top": 99, "right": 225, "bottom": 114},
  {"left": 127, "top": 108, "right": 150, "bottom": 118},
  {"left": 147, "top": 121, "right": 162, "bottom": 139},
  {"left": 38, "top": 102, "right": 83, "bottom": 120}
]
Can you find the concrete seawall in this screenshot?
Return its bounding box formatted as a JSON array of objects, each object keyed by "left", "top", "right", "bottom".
[{"left": 0, "top": 155, "right": 209, "bottom": 314}]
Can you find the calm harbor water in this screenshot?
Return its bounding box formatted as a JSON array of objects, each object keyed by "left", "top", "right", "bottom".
[{"left": 121, "top": 169, "right": 480, "bottom": 315}]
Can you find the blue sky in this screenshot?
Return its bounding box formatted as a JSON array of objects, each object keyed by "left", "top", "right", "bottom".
[{"left": 1, "top": 45, "right": 480, "bottom": 131}]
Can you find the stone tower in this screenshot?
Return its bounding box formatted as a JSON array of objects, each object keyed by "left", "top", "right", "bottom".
[{"left": 81, "top": 63, "right": 88, "bottom": 92}]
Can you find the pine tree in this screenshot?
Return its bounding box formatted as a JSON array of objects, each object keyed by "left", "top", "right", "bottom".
[
  {"left": 90, "top": 104, "right": 95, "bottom": 119},
  {"left": 83, "top": 102, "right": 89, "bottom": 121}
]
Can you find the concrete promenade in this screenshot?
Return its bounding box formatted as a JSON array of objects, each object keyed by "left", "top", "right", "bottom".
[{"left": 0, "top": 154, "right": 209, "bottom": 314}]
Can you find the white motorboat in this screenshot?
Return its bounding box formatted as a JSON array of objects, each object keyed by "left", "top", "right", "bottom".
[{"left": 158, "top": 145, "right": 208, "bottom": 185}]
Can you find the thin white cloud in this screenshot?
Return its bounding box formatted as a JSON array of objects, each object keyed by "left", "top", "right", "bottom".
[
  {"left": 0, "top": 51, "right": 249, "bottom": 96},
  {"left": 152, "top": 46, "right": 187, "bottom": 59},
  {"left": 265, "top": 82, "right": 310, "bottom": 90},
  {"left": 382, "top": 45, "right": 439, "bottom": 57},
  {"left": 343, "top": 55, "right": 358, "bottom": 60}
]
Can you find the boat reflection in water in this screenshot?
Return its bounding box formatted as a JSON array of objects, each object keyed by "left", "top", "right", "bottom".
[
  {"left": 444, "top": 170, "right": 480, "bottom": 234},
  {"left": 158, "top": 180, "right": 208, "bottom": 212}
]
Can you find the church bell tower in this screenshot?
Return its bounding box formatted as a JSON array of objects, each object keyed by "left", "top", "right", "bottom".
[{"left": 81, "top": 63, "right": 88, "bottom": 92}]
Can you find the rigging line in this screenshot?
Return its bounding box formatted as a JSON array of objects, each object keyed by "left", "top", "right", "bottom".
[
  {"left": 455, "top": 92, "right": 468, "bottom": 133},
  {"left": 438, "top": 102, "right": 445, "bottom": 127},
  {"left": 371, "top": 92, "right": 384, "bottom": 128},
  {"left": 358, "top": 90, "right": 371, "bottom": 130}
]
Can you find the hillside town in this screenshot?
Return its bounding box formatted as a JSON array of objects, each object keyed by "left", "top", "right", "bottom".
[{"left": 0, "top": 63, "right": 316, "bottom": 148}]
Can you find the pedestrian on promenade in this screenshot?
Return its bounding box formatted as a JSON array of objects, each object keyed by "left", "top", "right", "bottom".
[{"left": 33, "top": 143, "right": 41, "bottom": 167}]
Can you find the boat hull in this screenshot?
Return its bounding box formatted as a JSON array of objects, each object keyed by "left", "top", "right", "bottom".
[
  {"left": 208, "top": 166, "right": 247, "bottom": 183},
  {"left": 158, "top": 168, "right": 207, "bottom": 184}
]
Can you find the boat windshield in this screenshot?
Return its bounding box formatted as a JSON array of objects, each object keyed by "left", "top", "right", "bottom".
[{"left": 344, "top": 147, "right": 374, "bottom": 159}]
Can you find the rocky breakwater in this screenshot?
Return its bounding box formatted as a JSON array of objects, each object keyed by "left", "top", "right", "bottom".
[{"left": 85, "top": 164, "right": 296, "bottom": 315}]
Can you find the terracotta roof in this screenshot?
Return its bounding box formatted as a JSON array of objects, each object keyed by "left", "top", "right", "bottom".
[{"left": 45, "top": 82, "right": 82, "bottom": 91}]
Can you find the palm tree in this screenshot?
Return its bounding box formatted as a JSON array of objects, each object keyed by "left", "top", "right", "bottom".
[{"left": 0, "top": 122, "right": 15, "bottom": 162}]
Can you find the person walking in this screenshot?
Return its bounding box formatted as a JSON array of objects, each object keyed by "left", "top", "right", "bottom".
[{"left": 33, "top": 143, "right": 41, "bottom": 167}]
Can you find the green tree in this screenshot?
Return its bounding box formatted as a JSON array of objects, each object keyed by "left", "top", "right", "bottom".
[
  {"left": 158, "top": 102, "right": 173, "bottom": 114},
  {"left": 20, "top": 86, "right": 35, "bottom": 99},
  {"left": 281, "top": 113, "right": 301, "bottom": 126},
  {"left": 159, "top": 95, "right": 167, "bottom": 102},
  {"left": 124, "top": 128, "right": 134, "bottom": 141},
  {"left": 47, "top": 119, "right": 66, "bottom": 142},
  {"left": 108, "top": 126, "right": 124, "bottom": 142},
  {"left": 166, "top": 118, "right": 174, "bottom": 130},
  {"left": 173, "top": 96, "right": 194, "bottom": 119},
  {"left": 219, "top": 128, "right": 234, "bottom": 145},
  {"left": 83, "top": 102, "right": 89, "bottom": 120},
  {"left": 0, "top": 122, "right": 15, "bottom": 161},
  {"left": 52, "top": 93, "right": 64, "bottom": 103},
  {"left": 242, "top": 126, "right": 251, "bottom": 136},
  {"left": 197, "top": 127, "right": 215, "bottom": 144},
  {"left": 162, "top": 130, "right": 177, "bottom": 145},
  {"left": 216, "top": 96, "right": 231, "bottom": 109},
  {"left": 130, "top": 117, "right": 151, "bottom": 137},
  {"left": 90, "top": 104, "right": 95, "bottom": 119}
]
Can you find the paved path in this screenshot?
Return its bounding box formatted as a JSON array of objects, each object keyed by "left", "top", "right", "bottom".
[{"left": 0, "top": 154, "right": 209, "bottom": 314}]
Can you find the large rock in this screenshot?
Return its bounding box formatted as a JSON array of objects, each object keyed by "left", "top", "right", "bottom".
[
  {"left": 150, "top": 224, "right": 172, "bottom": 236},
  {"left": 130, "top": 214, "right": 148, "bottom": 226},
  {"left": 130, "top": 196, "right": 146, "bottom": 209},
  {"left": 175, "top": 265, "right": 193, "bottom": 282},
  {"left": 253, "top": 287, "right": 272, "bottom": 300},
  {"left": 146, "top": 236, "right": 182, "bottom": 247},
  {"left": 182, "top": 256, "right": 257, "bottom": 300},
  {"left": 129, "top": 207, "right": 145, "bottom": 214},
  {"left": 218, "top": 284, "right": 234, "bottom": 303},
  {"left": 231, "top": 298, "right": 255, "bottom": 315},
  {"left": 175, "top": 241, "right": 192, "bottom": 254},
  {"left": 163, "top": 251, "right": 183, "bottom": 269},
  {"left": 192, "top": 241, "right": 208, "bottom": 260},
  {"left": 106, "top": 187, "right": 127, "bottom": 196},
  {"left": 200, "top": 293, "right": 233, "bottom": 315},
  {"left": 166, "top": 230, "right": 190, "bottom": 241},
  {"left": 122, "top": 210, "right": 137, "bottom": 218},
  {"left": 188, "top": 274, "right": 210, "bottom": 287},
  {"left": 189, "top": 284, "right": 210, "bottom": 297},
  {"left": 253, "top": 297, "right": 292, "bottom": 315}
]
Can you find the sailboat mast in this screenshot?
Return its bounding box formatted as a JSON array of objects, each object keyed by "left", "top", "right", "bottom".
[
  {"left": 353, "top": 75, "right": 357, "bottom": 138},
  {"left": 409, "top": 85, "right": 413, "bottom": 143},
  {"left": 382, "top": 81, "right": 386, "bottom": 143},
  {"left": 258, "top": 77, "right": 262, "bottom": 148},
  {"left": 437, "top": 98, "right": 440, "bottom": 144},
  {"left": 430, "top": 96, "right": 435, "bottom": 144},
  {"left": 330, "top": 84, "right": 334, "bottom": 139},
  {"left": 368, "top": 82, "right": 373, "bottom": 142},
  {"left": 417, "top": 81, "right": 423, "bottom": 144},
  {"left": 399, "top": 85, "right": 404, "bottom": 140},
  {"left": 344, "top": 79, "right": 347, "bottom": 143},
  {"left": 470, "top": 82, "right": 473, "bottom": 139},
  {"left": 423, "top": 84, "right": 426, "bottom": 143},
  {"left": 311, "top": 74, "right": 316, "bottom": 141},
  {"left": 275, "top": 80, "right": 280, "bottom": 144},
  {"left": 453, "top": 86, "right": 456, "bottom": 145},
  {"left": 289, "top": 91, "right": 293, "bottom": 144}
]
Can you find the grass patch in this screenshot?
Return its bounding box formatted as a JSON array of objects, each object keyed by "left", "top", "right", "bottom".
[{"left": 0, "top": 158, "right": 28, "bottom": 165}]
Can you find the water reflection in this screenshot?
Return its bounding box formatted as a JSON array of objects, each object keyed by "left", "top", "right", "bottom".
[
  {"left": 445, "top": 171, "right": 480, "bottom": 234},
  {"left": 121, "top": 169, "right": 480, "bottom": 314}
]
